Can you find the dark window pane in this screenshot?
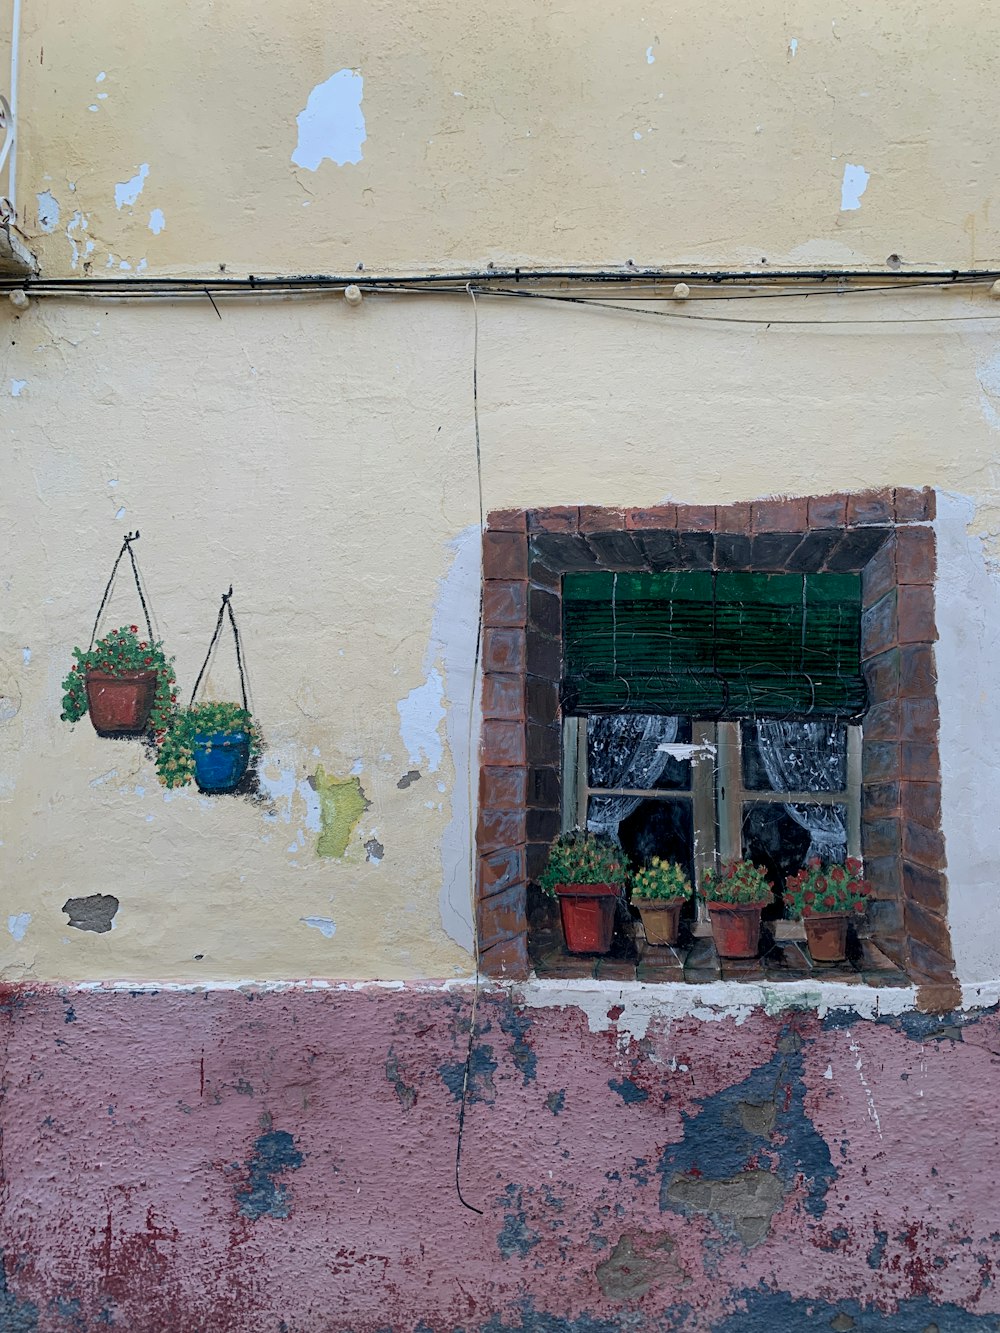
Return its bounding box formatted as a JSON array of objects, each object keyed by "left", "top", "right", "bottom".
[
  {"left": 588, "top": 715, "right": 692, "bottom": 791},
  {"left": 588, "top": 795, "right": 695, "bottom": 890},
  {"left": 741, "top": 720, "right": 847, "bottom": 793},
  {"left": 741, "top": 801, "right": 848, "bottom": 917}
]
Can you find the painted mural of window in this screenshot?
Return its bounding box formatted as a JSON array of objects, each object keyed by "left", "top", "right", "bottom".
[{"left": 560, "top": 570, "right": 864, "bottom": 924}]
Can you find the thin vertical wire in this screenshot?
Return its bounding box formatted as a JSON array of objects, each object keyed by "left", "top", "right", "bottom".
[{"left": 454, "top": 284, "right": 485, "bottom": 1216}]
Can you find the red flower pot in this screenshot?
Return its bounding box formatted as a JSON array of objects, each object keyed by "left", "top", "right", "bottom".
[
  {"left": 634, "top": 899, "right": 682, "bottom": 946},
  {"left": 804, "top": 913, "right": 849, "bottom": 962},
  {"left": 707, "top": 902, "right": 765, "bottom": 959},
  {"left": 85, "top": 669, "right": 157, "bottom": 735},
  {"left": 554, "top": 883, "right": 620, "bottom": 955}
]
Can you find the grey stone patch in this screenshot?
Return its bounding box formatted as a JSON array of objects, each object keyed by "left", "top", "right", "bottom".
[
  {"left": 396, "top": 770, "right": 421, "bottom": 789},
  {"left": 830, "top": 1315, "right": 856, "bottom": 1332},
  {"left": 595, "top": 1233, "right": 685, "bottom": 1301},
  {"left": 364, "top": 837, "right": 384, "bottom": 863},
  {"left": 62, "top": 894, "right": 119, "bottom": 934},
  {"left": 666, "top": 1169, "right": 786, "bottom": 1246},
  {"left": 738, "top": 1099, "right": 777, "bottom": 1136}
]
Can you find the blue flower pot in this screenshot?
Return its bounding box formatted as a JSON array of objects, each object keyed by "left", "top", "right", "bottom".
[{"left": 193, "top": 731, "right": 250, "bottom": 793}]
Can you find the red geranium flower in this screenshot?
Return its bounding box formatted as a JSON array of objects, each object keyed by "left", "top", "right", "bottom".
[
  {"left": 854, "top": 901, "right": 866, "bottom": 914},
  {"left": 809, "top": 857, "right": 821, "bottom": 869},
  {"left": 815, "top": 876, "right": 827, "bottom": 892},
  {"left": 846, "top": 857, "right": 862, "bottom": 875},
  {"left": 830, "top": 866, "right": 845, "bottom": 883},
  {"left": 804, "top": 891, "right": 815, "bottom": 903},
  {"left": 144, "top": 658, "right": 152, "bottom": 665},
  {"left": 130, "top": 625, "right": 138, "bottom": 633},
  {"left": 823, "top": 894, "right": 836, "bottom": 909}
]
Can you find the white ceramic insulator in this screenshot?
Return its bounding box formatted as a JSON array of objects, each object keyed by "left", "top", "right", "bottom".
[{"left": 344, "top": 284, "right": 363, "bottom": 306}]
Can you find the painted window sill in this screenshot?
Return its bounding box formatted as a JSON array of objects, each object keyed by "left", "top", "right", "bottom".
[{"left": 529, "top": 932, "right": 908, "bottom": 987}]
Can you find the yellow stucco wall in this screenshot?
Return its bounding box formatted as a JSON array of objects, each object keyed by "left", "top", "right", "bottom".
[
  {"left": 3, "top": 2, "right": 1000, "bottom": 984},
  {"left": 13, "top": 0, "right": 1000, "bottom": 275}
]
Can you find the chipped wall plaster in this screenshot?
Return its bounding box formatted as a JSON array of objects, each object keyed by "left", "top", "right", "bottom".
[{"left": 291, "top": 69, "right": 366, "bottom": 170}]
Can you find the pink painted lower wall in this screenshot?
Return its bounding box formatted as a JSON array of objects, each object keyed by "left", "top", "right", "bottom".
[{"left": 2, "top": 985, "right": 999, "bottom": 1332}]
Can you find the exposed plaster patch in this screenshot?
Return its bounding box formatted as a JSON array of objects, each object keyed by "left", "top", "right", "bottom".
[
  {"left": 517, "top": 980, "right": 918, "bottom": 1042},
  {"left": 397, "top": 669, "right": 444, "bottom": 773},
  {"left": 36, "top": 190, "right": 60, "bottom": 232},
  {"left": 67, "top": 210, "right": 94, "bottom": 269},
  {"left": 114, "top": 163, "right": 149, "bottom": 210},
  {"left": 62, "top": 894, "right": 118, "bottom": 934},
  {"left": 300, "top": 916, "right": 336, "bottom": 939},
  {"left": 7, "top": 912, "right": 31, "bottom": 941},
  {"left": 840, "top": 162, "right": 869, "bottom": 211},
  {"left": 148, "top": 208, "right": 165, "bottom": 235},
  {"left": 10, "top": 380, "right": 26, "bottom": 397},
  {"left": 596, "top": 1232, "right": 683, "bottom": 1300},
  {"left": 291, "top": 69, "right": 366, "bottom": 170},
  {"left": 309, "top": 767, "right": 369, "bottom": 858},
  {"left": 975, "top": 347, "right": 1000, "bottom": 431}
]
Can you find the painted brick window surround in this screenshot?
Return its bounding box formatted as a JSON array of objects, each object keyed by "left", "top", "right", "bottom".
[{"left": 477, "top": 490, "right": 954, "bottom": 1003}]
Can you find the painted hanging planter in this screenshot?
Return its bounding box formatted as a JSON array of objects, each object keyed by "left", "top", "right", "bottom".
[
  {"left": 539, "top": 830, "right": 628, "bottom": 956},
  {"left": 156, "top": 589, "right": 260, "bottom": 795},
  {"left": 60, "top": 533, "right": 177, "bottom": 738},
  {"left": 702, "top": 860, "right": 775, "bottom": 960}
]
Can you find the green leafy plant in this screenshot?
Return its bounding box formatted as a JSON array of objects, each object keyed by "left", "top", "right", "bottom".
[
  {"left": 155, "top": 701, "right": 260, "bottom": 789},
  {"left": 632, "top": 857, "right": 690, "bottom": 903},
  {"left": 785, "top": 857, "right": 871, "bottom": 918},
  {"left": 60, "top": 625, "right": 177, "bottom": 731},
  {"left": 538, "top": 830, "right": 628, "bottom": 897},
  {"left": 702, "top": 859, "right": 774, "bottom": 907}
]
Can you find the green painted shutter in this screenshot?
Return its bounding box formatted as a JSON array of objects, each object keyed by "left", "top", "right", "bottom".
[{"left": 562, "top": 571, "right": 865, "bottom": 717}]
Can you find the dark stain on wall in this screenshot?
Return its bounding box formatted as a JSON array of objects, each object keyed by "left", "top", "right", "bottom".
[
  {"left": 498, "top": 1003, "right": 537, "bottom": 1084},
  {"left": 233, "top": 1130, "right": 304, "bottom": 1220},
  {"left": 439, "top": 1044, "right": 498, "bottom": 1105},
  {"left": 658, "top": 1026, "right": 834, "bottom": 1243},
  {"left": 0, "top": 1253, "right": 38, "bottom": 1333},
  {"left": 608, "top": 1077, "right": 648, "bottom": 1105},
  {"left": 385, "top": 1048, "right": 417, "bottom": 1109}
]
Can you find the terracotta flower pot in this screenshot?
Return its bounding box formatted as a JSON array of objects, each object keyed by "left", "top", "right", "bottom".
[
  {"left": 804, "top": 913, "right": 849, "bottom": 962},
  {"left": 707, "top": 902, "right": 765, "bottom": 959},
  {"left": 85, "top": 669, "right": 157, "bottom": 735},
  {"left": 554, "top": 883, "right": 620, "bottom": 955},
  {"left": 633, "top": 899, "right": 682, "bottom": 947}
]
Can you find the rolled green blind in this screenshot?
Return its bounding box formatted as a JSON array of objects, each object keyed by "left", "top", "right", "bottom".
[{"left": 562, "top": 571, "right": 865, "bottom": 717}]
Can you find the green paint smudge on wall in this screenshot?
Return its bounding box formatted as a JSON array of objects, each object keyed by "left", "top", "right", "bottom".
[{"left": 311, "top": 766, "right": 370, "bottom": 858}]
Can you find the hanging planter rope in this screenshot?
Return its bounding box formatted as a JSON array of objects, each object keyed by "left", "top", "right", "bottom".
[
  {"left": 60, "top": 532, "right": 177, "bottom": 737},
  {"left": 155, "top": 587, "right": 260, "bottom": 794}
]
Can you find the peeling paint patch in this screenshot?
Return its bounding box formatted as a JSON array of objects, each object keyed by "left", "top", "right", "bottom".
[
  {"left": 147, "top": 208, "right": 165, "bottom": 235},
  {"left": 67, "top": 211, "right": 94, "bottom": 269},
  {"left": 10, "top": 380, "right": 26, "bottom": 397},
  {"left": 498, "top": 1003, "right": 537, "bottom": 1084},
  {"left": 62, "top": 895, "right": 118, "bottom": 934},
  {"left": 364, "top": 836, "right": 384, "bottom": 864},
  {"left": 840, "top": 162, "right": 869, "bottom": 211},
  {"left": 439, "top": 1043, "right": 497, "bottom": 1105},
  {"left": 0, "top": 1253, "right": 39, "bottom": 1332},
  {"left": 788, "top": 37, "right": 798, "bottom": 56},
  {"left": 497, "top": 1184, "right": 541, "bottom": 1259},
  {"left": 385, "top": 1049, "right": 417, "bottom": 1110},
  {"left": 646, "top": 46, "right": 655, "bottom": 63},
  {"left": 976, "top": 348, "right": 1000, "bottom": 431},
  {"left": 7, "top": 913, "right": 30, "bottom": 941},
  {"left": 545, "top": 1088, "right": 565, "bottom": 1115},
  {"left": 291, "top": 69, "right": 366, "bottom": 169},
  {"left": 114, "top": 163, "right": 149, "bottom": 210},
  {"left": 36, "top": 191, "right": 59, "bottom": 232},
  {"left": 396, "top": 770, "right": 421, "bottom": 789},
  {"left": 300, "top": 916, "right": 336, "bottom": 939},
  {"left": 234, "top": 1130, "right": 304, "bottom": 1220},
  {"left": 609, "top": 1076, "right": 648, "bottom": 1105},
  {"left": 309, "top": 767, "right": 370, "bottom": 858},
  {"left": 397, "top": 669, "right": 444, "bottom": 774}
]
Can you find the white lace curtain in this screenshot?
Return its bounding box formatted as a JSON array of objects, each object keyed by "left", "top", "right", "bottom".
[
  {"left": 754, "top": 720, "right": 847, "bottom": 863},
  {"left": 585, "top": 715, "right": 679, "bottom": 838}
]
